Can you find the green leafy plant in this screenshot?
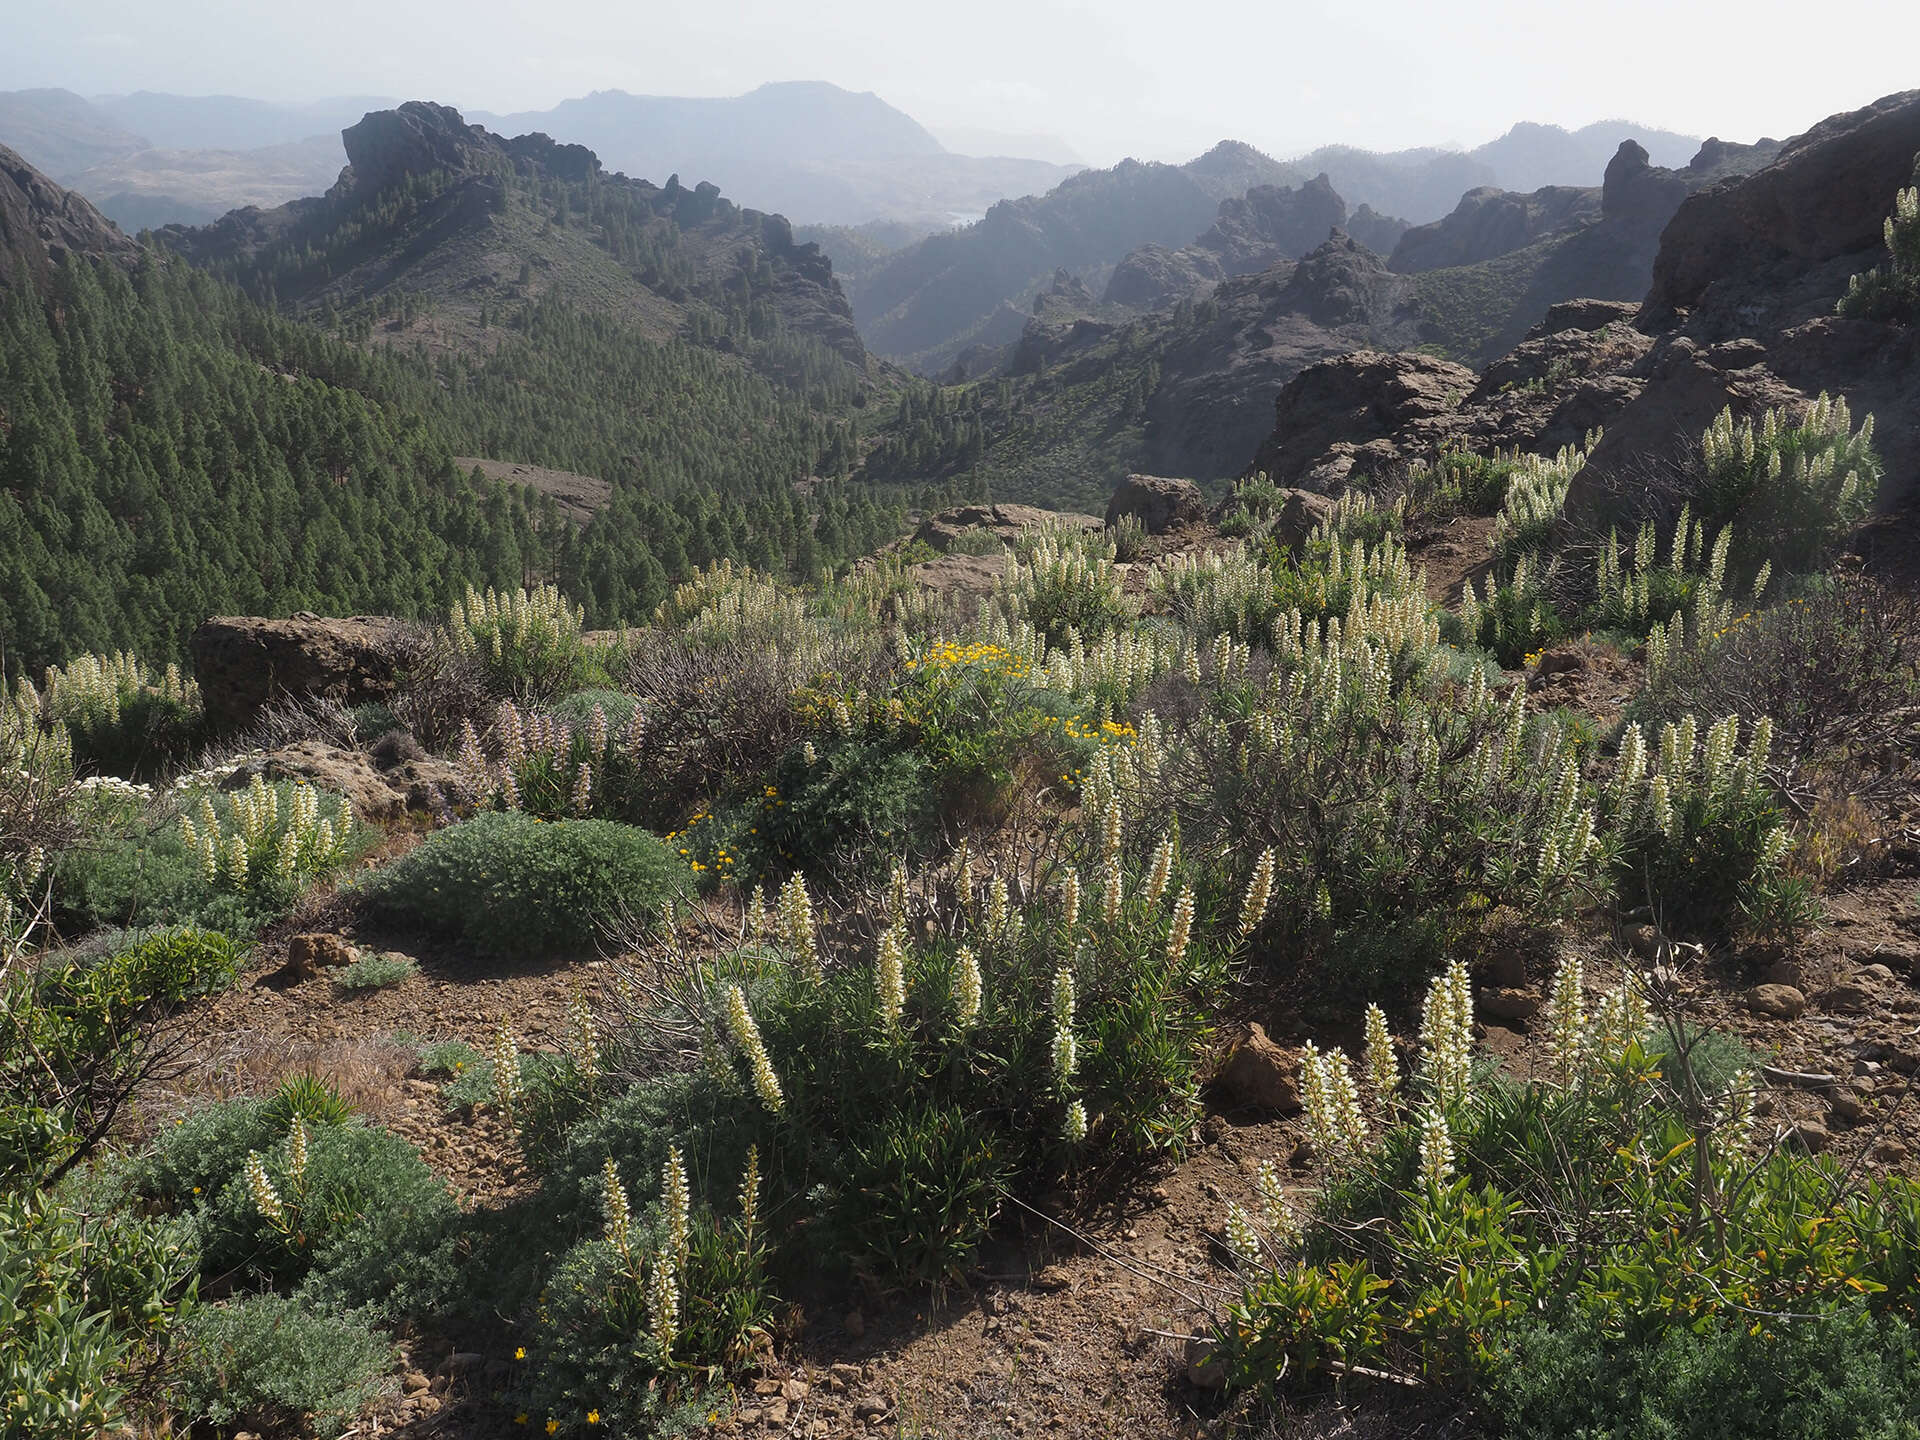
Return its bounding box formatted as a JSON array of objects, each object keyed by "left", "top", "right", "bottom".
[
  {"left": 358, "top": 811, "right": 681, "bottom": 961},
  {"left": 168, "top": 1293, "right": 395, "bottom": 1440},
  {"left": 335, "top": 953, "right": 418, "bottom": 991},
  {"left": 0, "top": 1186, "right": 199, "bottom": 1440}
]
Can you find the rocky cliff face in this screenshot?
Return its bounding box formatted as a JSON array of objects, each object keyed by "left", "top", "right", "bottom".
[
  {"left": 0, "top": 142, "right": 139, "bottom": 292},
  {"left": 1243, "top": 91, "right": 1920, "bottom": 514}
]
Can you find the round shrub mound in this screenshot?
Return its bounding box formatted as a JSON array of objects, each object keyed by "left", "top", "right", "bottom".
[{"left": 359, "top": 811, "right": 680, "bottom": 961}]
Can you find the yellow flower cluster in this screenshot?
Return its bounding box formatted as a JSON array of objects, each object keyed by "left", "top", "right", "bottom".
[{"left": 903, "top": 640, "right": 1033, "bottom": 680}]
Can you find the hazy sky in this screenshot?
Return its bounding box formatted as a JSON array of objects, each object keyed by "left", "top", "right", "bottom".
[{"left": 7, "top": 0, "right": 1919, "bottom": 163}]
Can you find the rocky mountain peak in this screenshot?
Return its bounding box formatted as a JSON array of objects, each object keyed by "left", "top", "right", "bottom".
[
  {"left": 1601, "top": 139, "right": 1689, "bottom": 225},
  {"left": 340, "top": 101, "right": 494, "bottom": 196}
]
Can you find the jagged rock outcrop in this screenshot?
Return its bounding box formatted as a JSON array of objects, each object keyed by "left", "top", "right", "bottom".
[
  {"left": 1105, "top": 175, "right": 1362, "bottom": 308},
  {"left": 0, "top": 142, "right": 138, "bottom": 292},
  {"left": 1107, "top": 475, "right": 1209, "bottom": 533},
  {"left": 1247, "top": 350, "right": 1478, "bottom": 487},
  {"left": 191, "top": 615, "right": 414, "bottom": 733},
  {"left": 1646, "top": 89, "right": 1920, "bottom": 326},
  {"left": 1244, "top": 91, "right": 1920, "bottom": 518}
]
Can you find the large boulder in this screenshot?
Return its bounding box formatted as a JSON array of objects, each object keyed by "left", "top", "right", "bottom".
[
  {"left": 910, "top": 503, "right": 1098, "bottom": 553},
  {"left": 191, "top": 615, "right": 413, "bottom": 733},
  {"left": 1107, "top": 475, "right": 1209, "bottom": 534}
]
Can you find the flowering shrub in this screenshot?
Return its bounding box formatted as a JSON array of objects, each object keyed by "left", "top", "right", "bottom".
[
  {"left": 20, "top": 651, "right": 203, "bottom": 780},
  {"left": 1216, "top": 959, "right": 1920, "bottom": 1435},
  {"left": 1586, "top": 505, "right": 1756, "bottom": 641},
  {"left": 1146, "top": 609, "right": 1603, "bottom": 988},
  {"left": 996, "top": 525, "right": 1133, "bottom": 643},
  {"left": 1839, "top": 156, "right": 1920, "bottom": 324},
  {"left": 445, "top": 584, "right": 590, "bottom": 700},
  {"left": 1602, "top": 713, "right": 1809, "bottom": 938},
  {"left": 359, "top": 811, "right": 681, "bottom": 961},
  {"left": 1692, "top": 394, "right": 1880, "bottom": 580}
]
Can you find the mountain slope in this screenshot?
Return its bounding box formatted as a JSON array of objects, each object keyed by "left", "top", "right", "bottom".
[
  {"left": 848, "top": 142, "right": 1302, "bottom": 372},
  {"left": 0, "top": 141, "right": 139, "bottom": 292},
  {"left": 161, "top": 101, "right": 866, "bottom": 367},
  {"left": 858, "top": 232, "right": 1424, "bottom": 510},
  {"left": 1406, "top": 136, "right": 1783, "bottom": 362},
  {"left": 0, "top": 133, "right": 904, "bottom": 672}
]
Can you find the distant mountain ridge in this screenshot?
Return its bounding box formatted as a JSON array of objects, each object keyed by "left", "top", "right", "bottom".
[
  {"left": 466, "top": 82, "right": 1082, "bottom": 228},
  {"left": 0, "top": 88, "right": 349, "bottom": 229}
]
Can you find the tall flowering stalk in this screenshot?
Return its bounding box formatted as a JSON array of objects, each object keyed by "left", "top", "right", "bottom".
[
  {"left": 601, "top": 1157, "right": 633, "bottom": 1262},
  {"left": 1363, "top": 1003, "right": 1398, "bottom": 1111},
  {"left": 1300, "top": 1041, "right": 1368, "bottom": 1169},
  {"left": 491, "top": 1020, "right": 520, "bottom": 1111},
  {"left": 1544, "top": 953, "right": 1587, "bottom": 1087},
  {"left": 953, "top": 945, "right": 983, "bottom": 1030},
  {"left": 1143, "top": 836, "right": 1174, "bottom": 907},
  {"left": 1051, "top": 966, "right": 1078, "bottom": 1091},
  {"left": 1166, "top": 887, "right": 1195, "bottom": 967},
  {"left": 662, "top": 1146, "right": 691, "bottom": 1274},
  {"left": 876, "top": 921, "right": 908, "bottom": 1032},
  {"left": 1237, "top": 847, "right": 1276, "bottom": 937},
  {"left": 1418, "top": 959, "right": 1474, "bottom": 1106},
  {"left": 1417, "top": 1103, "right": 1455, "bottom": 1184},
  {"left": 777, "top": 872, "right": 821, "bottom": 983},
  {"left": 724, "top": 983, "right": 784, "bottom": 1114},
  {"left": 1059, "top": 868, "right": 1081, "bottom": 931}
]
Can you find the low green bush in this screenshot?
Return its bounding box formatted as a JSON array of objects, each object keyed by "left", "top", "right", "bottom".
[
  {"left": 335, "top": 952, "right": 418, "bottom": 990},
  {"left": 195, "top": 1118, "right": 457, "bottom": 1313},
  {"left": 1216, "top": 959, "right": 1920, "bottom": 1427},
  {"left": 169, "top": 1293, "right": 395, "bottom": 1440},
  {"left": 359, "top": 812, "right": 681, "bottom": 961}
]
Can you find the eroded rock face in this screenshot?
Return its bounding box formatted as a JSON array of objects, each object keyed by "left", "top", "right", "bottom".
[
  {"left": 0, "top": 143, "right": 139, "bottom": 293},
  {"left": 1247, "top": 350, "right": 1478, "bottom": 488},
  {"left": 191, "top": 615, "right": 414, "bottom": 733},
  {"left": 1107, "top": 475, "right": 1209, "bottom": 534}
]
